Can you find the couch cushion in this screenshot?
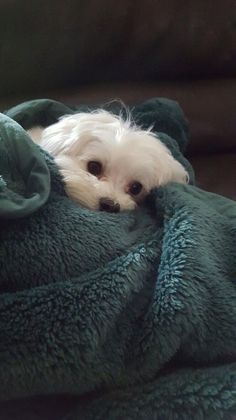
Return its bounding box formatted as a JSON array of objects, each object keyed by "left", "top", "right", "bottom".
[{"left": 1, "top": 0, "right": 236, "bottom": 96}]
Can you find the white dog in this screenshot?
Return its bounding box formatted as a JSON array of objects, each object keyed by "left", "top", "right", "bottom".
[{"left": 27, "top": 110, "right": 188, "bottom": 212}]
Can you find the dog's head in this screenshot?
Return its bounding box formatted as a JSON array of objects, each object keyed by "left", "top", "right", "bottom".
[{"left": 41, "top": 110, "right": 188, "bottom": 211}]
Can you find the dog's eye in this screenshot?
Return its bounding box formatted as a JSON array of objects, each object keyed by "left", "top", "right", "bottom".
[
  {"left": 129, "top": 181, "right": 143, "bottom": 196},
  {"left": 87, "top": 161, "right": 102, "bottom": 176}
]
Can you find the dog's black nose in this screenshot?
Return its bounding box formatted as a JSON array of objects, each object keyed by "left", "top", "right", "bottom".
[{"left": 99, "top": 198, "right": 120, "bottom": 213}]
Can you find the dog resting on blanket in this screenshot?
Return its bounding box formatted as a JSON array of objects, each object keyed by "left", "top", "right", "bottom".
[{"left": 27, "top": 110, "right": 188, "bottom": 211}]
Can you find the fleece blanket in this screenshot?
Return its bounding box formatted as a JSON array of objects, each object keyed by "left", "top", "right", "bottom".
[{"left": 0, "top": 98, "right": 235, "bottom": 420}]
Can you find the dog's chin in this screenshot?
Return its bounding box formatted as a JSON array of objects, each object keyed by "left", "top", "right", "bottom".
[{"left": 58, "top": 167, "right": 137, "bottom": 212}]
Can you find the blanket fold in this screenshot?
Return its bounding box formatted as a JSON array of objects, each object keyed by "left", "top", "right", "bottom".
[
  {"left": 0, "top": 113, "right": 50, "bottom": 219},
  {"left": 0, "top": 98, "right": 235, "bottom": 419}
]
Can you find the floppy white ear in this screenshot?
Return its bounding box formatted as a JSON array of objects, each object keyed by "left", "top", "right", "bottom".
[
  {"left": 40, "top": 115, "right": 80, "bottom": 156},
  {"left": 151, "top": 138, "right": 189, "bottom": 186},
  {"left": 166, "top": 154, "right": 189, "bottom": 184}
]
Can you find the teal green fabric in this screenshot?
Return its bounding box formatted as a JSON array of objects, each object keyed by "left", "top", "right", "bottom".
[
  {"left": 0, "top": 113, "right": 50, "bottom": 219},
  {"left": 0, "top": 99, "right": 235, "bottom": 419}
]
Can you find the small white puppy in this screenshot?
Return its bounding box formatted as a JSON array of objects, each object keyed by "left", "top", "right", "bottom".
[{"left": 28, "top": 110, "right": 188, "bottom": 212}]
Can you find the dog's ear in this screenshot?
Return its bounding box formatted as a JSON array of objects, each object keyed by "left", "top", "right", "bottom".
[
  {"left": 165, "top": 155, "right": 189, "bottom": 184},
  {"left": 151, "top": 137, "right": 189, "bottom": 186},
  {"left": 40, "top": 115, "right": 80, "bottom": 156}
]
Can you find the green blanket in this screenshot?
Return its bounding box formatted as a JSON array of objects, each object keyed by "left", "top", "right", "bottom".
[{"left": 0, "top": 99, "right": 235, "bottom": 420}]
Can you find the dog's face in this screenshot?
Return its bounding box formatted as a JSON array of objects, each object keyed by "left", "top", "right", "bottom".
[{"left": 40, "top": 111, "right": 188, "bottom": 212}]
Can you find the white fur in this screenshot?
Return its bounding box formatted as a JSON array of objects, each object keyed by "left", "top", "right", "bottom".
[{"left": 27, "top": 110, "right": 188, "bottom": 211}]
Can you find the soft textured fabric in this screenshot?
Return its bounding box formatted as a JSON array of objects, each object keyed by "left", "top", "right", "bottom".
[
  {"left": 0, "top": 114, "right": 50, "bottom": 219},
  {"left": 0, "top": 98, "right": 235, "bottom": 419}
]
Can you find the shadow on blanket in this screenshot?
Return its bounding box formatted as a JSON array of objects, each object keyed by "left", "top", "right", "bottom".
[{"left": 0, "top": 98, "right": 235, "bottom": 419}]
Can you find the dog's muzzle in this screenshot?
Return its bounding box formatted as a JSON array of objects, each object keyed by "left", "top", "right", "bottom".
[{"left": 99, "top": 197, "right": 120, "bottom": 213}]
